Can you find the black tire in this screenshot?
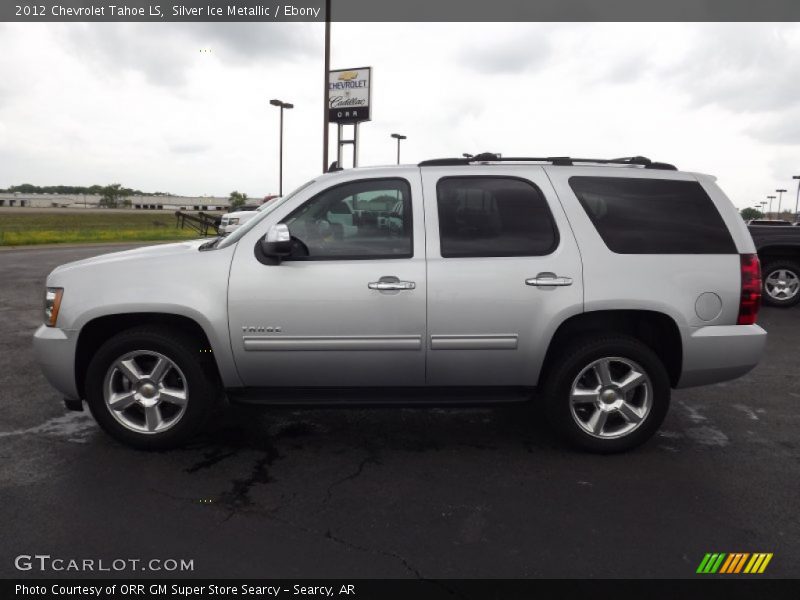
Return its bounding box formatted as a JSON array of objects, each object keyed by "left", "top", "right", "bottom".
[
  {"left": 761, "top": 260, "right": 800, "bottom": 308},
  {"left": 85, "top": 326, "right": 221, "bottom": 450},
  {"left": 542, "top": 335, "right": 670, "bottom": 453}
]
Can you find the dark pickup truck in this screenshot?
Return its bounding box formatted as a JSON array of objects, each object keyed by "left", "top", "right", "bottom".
[{"left": 748, "top": 224, "right": 800, "bottom": 307}]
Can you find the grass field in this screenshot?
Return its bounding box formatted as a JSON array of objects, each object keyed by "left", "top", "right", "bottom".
[{"left": 0, "top": 210, "right": 208, "bottom": 246}]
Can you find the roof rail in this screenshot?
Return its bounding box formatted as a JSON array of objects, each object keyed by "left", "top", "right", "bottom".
[{"left": 418, "top": 154, "right": 677, "bottom": 171}]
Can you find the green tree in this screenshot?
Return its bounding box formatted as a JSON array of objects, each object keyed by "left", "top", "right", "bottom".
[
  {"left": 740, "top": 207, "right": 764, "bottom": 221},
  {"left": 228, "top": 190, "right": 247, "bottom": 211},
  {"left": 98, "top": 183, "right": 132, "bottom": 209},
  {"left": 1, "top": 183, "right": 152, "bottom": 196}
]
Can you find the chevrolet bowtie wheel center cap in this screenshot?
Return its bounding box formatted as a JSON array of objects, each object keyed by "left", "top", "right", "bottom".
[
  {"left": 138, "top": 382, "right": 157, "bottom": 399},
  {"left": 600, "top": 388, "right": 621, "bottom": 405}
]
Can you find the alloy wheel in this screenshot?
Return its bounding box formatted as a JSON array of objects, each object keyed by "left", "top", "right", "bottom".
[
  {"left": 569, "top": 356, "right": 653, "bottom": 439},
  {"left": 765, "top": 269, "right": 800, "bottom": 301},
  {"left": 103, "top": 350, "right": 189, "bottom": 434}
]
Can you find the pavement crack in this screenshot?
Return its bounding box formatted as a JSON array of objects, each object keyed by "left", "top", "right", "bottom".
[
  {"left": 324, "top": 450, "right": 381, "bottom": 503},
  {"left": 322, "top": 527, "right": 423, "bottom": 579},
  {"left": 218, "top": 441, "right": 281, "bottom": 519},
  {"left": 185, "top": 446, "right": 241, "bottom": 473},
  {"left": 257, "top": 510, "right": 424, "bottom": 579}
]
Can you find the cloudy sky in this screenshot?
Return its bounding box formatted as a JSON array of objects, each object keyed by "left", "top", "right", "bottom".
[{"left": 0, "top": 22, "right": 798, "bottom": 209}]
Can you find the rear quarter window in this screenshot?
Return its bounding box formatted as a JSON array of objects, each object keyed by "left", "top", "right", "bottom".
[{"left": 569, "top": 176, "right": 736, "bottom": 254}]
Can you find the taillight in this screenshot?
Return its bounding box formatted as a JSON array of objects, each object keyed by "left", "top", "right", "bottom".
[{"left": 738, "top": 254, "right": 761, "bottom": 325}]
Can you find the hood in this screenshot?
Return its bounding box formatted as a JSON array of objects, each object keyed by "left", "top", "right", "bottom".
[
  {"left": 224, "top": 210, "right": 258, "bottom": 219},
  {"left": 50, "top": 239, "right": 209, "bottom": 276}
]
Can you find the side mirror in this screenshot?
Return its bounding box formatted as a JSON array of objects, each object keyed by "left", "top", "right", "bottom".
[{"left": 259, "top": 223, "right": 292, "bottom": 261}]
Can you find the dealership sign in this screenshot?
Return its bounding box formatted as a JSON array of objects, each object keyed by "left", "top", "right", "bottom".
[{"left": 329, "top": 67, "right": 371, "bottom": 123}]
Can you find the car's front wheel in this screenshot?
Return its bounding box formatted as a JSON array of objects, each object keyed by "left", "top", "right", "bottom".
[
  {"left": 761, "top": 260, "right": 800, "bottom": 307},
  {"left": 543, "top": 335, "right": 670, "bottom": 453},
  {"left": 85, "top": 326, "right": 219, "bottom": 450}
]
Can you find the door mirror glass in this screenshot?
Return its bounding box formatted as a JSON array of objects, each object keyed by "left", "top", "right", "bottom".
[{"left": 260, "top": 223, "right": 292, "bottom": 260}]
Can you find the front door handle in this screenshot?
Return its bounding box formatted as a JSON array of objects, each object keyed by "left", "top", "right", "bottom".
[
  {"left": 526, "top": 273, "right": 573, "bottom": 287},
  {"left": 368, "top": 277, "right": 416, "bottom": 291}
]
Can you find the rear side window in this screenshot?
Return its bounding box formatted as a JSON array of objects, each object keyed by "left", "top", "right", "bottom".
[
  {"left": 569, "top": 177, "right": 736, "bottom": 254},
  {"left": 436, "top": 177, "right": 558, "bottom": 258}
]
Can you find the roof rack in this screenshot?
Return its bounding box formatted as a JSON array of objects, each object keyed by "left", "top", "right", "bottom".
[{"left": 418, "top": 153, "right": 677, "bottom": 171}]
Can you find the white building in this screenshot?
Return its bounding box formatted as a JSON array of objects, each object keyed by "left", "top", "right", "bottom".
[{"left": 0, "top": 193, "right": 228, "bottom": 211}]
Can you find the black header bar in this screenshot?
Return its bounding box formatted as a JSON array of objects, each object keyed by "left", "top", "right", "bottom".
[
  {"left": 3, "top": 0, "right": 800, "bottom": 22},
  {"left": 4, "top": 579, "right": 800, "bottom": 600}
]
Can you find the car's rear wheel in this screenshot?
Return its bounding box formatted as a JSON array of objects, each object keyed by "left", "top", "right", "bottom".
[
  {"left": 85, "top": 326, "right": 219, "bottom": 450},
  {"left": 543, "top": 335, "right": 670, "bottom": 453},
  {"left": 761, "top": 260, "right": 800, "bottom": 307}
]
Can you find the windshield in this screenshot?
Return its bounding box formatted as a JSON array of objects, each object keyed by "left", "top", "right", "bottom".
[{"left": 217, "top": 179, "right": 316, "bottom": 249}]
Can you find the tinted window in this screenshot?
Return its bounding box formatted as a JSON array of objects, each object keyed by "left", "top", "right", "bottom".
[
  {"left": 283, "top": 178, "right": 412, "bottom": 260},
  {"left": 569, "top": 177, "right": 736, "bottom": 254},
  {"left": 749, "top": 220, "right": 791, "bottom": 226},
  {"left": 437, "top": 177, "right": 558, "bottom": 258}
]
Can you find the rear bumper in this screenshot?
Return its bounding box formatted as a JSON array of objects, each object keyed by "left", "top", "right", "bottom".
[
  {"left": 33, "top": 324, "right": 80, "bottom": 401},
  {"left": 677, "top": 324, "right": 767, "bottom": 388}
]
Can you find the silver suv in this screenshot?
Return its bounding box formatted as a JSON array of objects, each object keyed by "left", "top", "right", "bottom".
[{"left": 33, "top": 154, "right": 767, "bottom": 453}]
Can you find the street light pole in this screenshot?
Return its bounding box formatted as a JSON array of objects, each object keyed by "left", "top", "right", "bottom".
[
  {"left": 270, "top": 99, "right": 293, "bottom": 196},
  {"left": 776, "top": 188, "right": 788, "bottom": 217},
  {"left": 793, "top": 176, "right": 800, "bottom": 223},
  {"left": 390, "top": 133, "right": 406, "bottom": 165},
  {"left": 767, "top": 195, "right": 776, "bottom": 218}
]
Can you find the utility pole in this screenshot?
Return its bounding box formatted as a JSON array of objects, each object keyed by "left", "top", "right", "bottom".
[
  {"left": 767, "top": 195, "right": 776, "bottom": 218},
  {"left": 322, "top": 0, "right": 331, "bottom": 173},
  {"left": 270, "top": 99, "right": 293, "bottom": 196}
]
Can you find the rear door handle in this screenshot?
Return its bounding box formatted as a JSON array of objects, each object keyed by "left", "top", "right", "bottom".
[
  {"left": 526, "top": 274, "right": 573, "bottom": 287},
  {"left": 368, "top": 277, "right": 416, "bottom": 291}
]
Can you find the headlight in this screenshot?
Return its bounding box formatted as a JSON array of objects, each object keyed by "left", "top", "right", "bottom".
[
  {"left": 44, "top": 287, "right": 63, "bottom": 327},
  {"left": 228, "top": 218, "right": 239, "bottom": 225}
]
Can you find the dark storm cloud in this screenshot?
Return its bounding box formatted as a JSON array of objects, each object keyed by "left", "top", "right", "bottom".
[{"left": 61, "top": 23, "right": 318, "bottom": 88}]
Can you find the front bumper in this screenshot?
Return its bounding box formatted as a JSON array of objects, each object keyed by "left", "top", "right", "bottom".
[
  {"left": 677, "top": 324, "right": 767, "bottom": 388},
  {"left": 33, "top": 324, "right": 80, "bottom": 400}
]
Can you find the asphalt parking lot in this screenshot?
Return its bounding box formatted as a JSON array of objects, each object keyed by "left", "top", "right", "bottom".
[{"left": 1, "top": 244, "right": 798, "bottom": 579}]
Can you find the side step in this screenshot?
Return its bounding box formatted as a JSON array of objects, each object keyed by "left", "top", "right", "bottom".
[{"left": 226, "top": 386, "right": 534, "bottom": 408}]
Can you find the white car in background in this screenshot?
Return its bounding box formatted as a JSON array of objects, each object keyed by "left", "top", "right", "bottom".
[{"left": 219, "top": 199, "right": 278, "bottom": 235}]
